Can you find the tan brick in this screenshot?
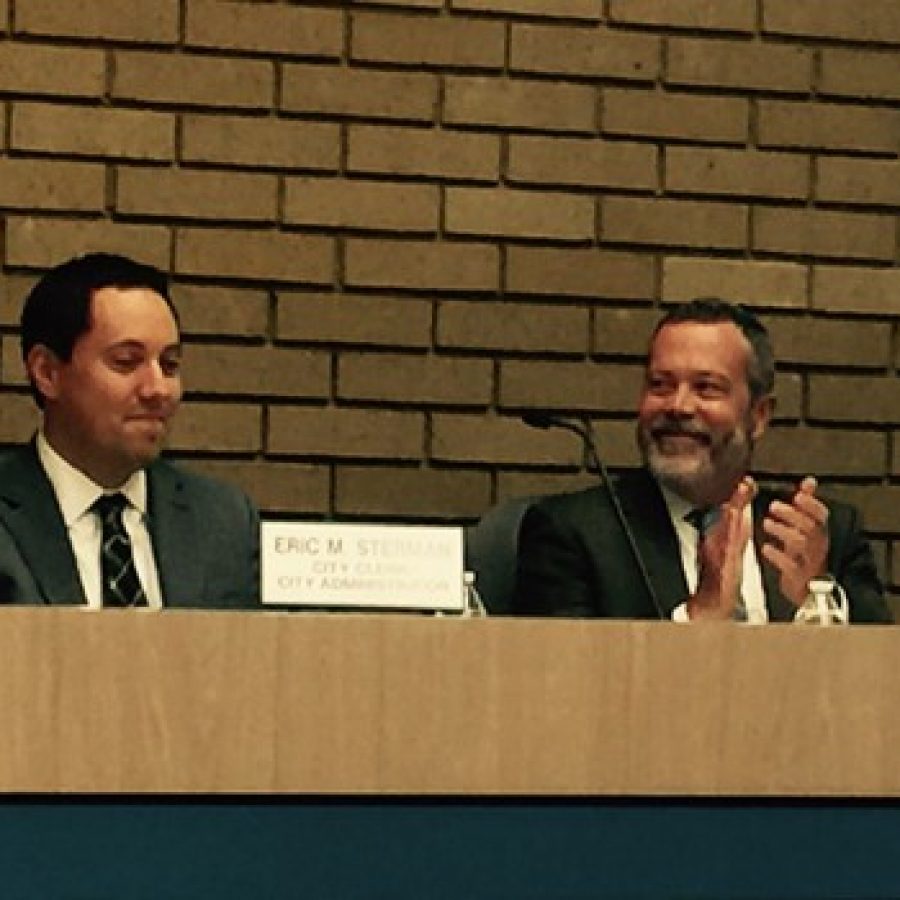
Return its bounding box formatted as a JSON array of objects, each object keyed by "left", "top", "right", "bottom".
[
  {"left": 15, "top": 0, "right": 179, "bottom": 42},
  {"left": 282, "top": 64, "right": 437, "bottom": 122},
  {"left": 277, "top": 293, "right": 432, "bottom": 349},
  {"left": 820, "top": 49, "right": 900, "bottom": 102},
  {"left": 768, "top": 317, "right": 891, "bottom": 369},
  {"left": 663, "top": 258, "right": 808, "bottom": 309},
  {"left": 593, "top": 308, "right": 659, "bottom": 356},
  {"left": 0, "top": 158, "right": 105, "bottom": 211},
  {"left": 497, "top": 470, "right": 601, "bottom": 501},
  {"left": 452, "top": 0, "right": 600, "bottom": 17},
  {"left": 758, "top": 100, "right": 898, "bottom": 154},
  {"left": 772, "top": 373, "right": 802, "bottom": 422},
  {"left": 445, "top": 76, "right": 596, "bottom": 133},
  {"left": 432, "top": 413, "right": 580, "bottom": 466},
  {"left": 167, "top": 401, "right": 262, "bottom": 454},
  {"left": 809, "top": 375, "right": 900, "bottom": 424},
  {"left": 763, "top": 0, "right": 900, "bottom": 45},
  {"left": 345, "top": 239, "right": 498, "bottom": 292},
  {"left": 666, "top": 147, "right": 808, "bottom": 200},
  {"left": 183, "top": 344, "right": 329, "bottom": 398},
  {"left": 806, "top": 485, "right": 900, "bottom": 534},
  {"left": 172, "top": 284, "right": 269, "bottom": 338},
  {"left": 1, "top": 335, "right": 25, "bottom": 385},
  {"left": 816, "top": 158, "right": 900, "bottom": 207},
  {"left": 268, "top": 406, "right": 425, "bottom": 460},
  {"left": 500, "top": 359, "right": 643, "bottom": 412},
  {"left": 185, "top": 459, "right": 330, "bottom": 515},
  {"left": 185, "top": 0, "right": 342, "bottom": 57},
  {"left": 506, "top": 247, "right": 654, "bottom": 299},
  {"left": 336, "top": 466, "right": 491, "bottom": 519},
  {"left": 603, "top": 88, "right": 748, "bottom": 143},
  {"left": 604, "top": 197, "right": 748, "bottom": 250},
  {"left": 437, "top": 301, "right": 588, "bottom": 354},
  {"left": 754, "top": 426, "right": 885, "bottom": 477},
  {"left": 347, "top": 125, "right": 499, "bottom": 182},
  {"left": 753, "top": 208, "right": 895, "bottom": 262},
  {"left": 338, "top": 353, "right": 492, "bottom": 406},
  {"left": 12, "top": 103, "right": 174, "bottom": 160},
  {"left": 667, "top": 38, "right": 811, "bottom": 92},
  {"left": 285, "top": 178, "right": 439, "bottom": 233},
  {"left": 113, "top": 51, "right": 272, "bottom": 110},
  {"left": 0, "top": 276, "right": 25, "bottom": 327},
  {"left": 508, "top": 136, "right": 657, "bottom": 191},
  {"left": 813, "top": 267, "right": 900, "bottom": 316},
  {"left": 176, "top": 229, "right": 334, "bottom": 284},
  {"left": 446, "top": 187, "right": 594, "bottom": 241},
  {"left": 511, "top": 24, "right": 658, "bottom": 81},
  {"left": 351, "top": 12, "right": 504, "bottom": 69},
  {"left": 0, "top": 392, "right": 39, "bottom": 442},
  {"left": 0, "top": 44, "right": 104, "bottom": 97},
  {"left": 355, "top": 0, "right": 441, "bottom": 7},
  {"left": 181, "top": 115, "right": 339, "bottom": 172},
  {"left": 117, "top": 167, "right": 278, "bottom": 222},
  {"left": 6, "top": 217, "right": 170, "bottom": 270},
  {"left": 609, "top": 0, "right": 755, "bottom": 31}
]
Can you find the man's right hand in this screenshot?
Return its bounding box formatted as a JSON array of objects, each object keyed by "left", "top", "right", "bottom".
[{"left": 687, "top": 476, "right": 756, "bottom": 621}]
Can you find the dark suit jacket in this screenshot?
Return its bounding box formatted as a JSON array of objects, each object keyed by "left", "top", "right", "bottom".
[
  {"left": 512, "top": 468, "right": 891, "bottom": 624},
  {"left": 0, "top": 443, "right": 259, "bottom": 609}
]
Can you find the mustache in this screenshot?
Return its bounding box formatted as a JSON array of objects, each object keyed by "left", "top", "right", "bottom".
[{"left": 646, "top": 415, "right": 711, "bottom": 441}]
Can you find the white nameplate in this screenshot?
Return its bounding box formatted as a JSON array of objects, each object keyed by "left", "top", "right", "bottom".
[{"left": 261, "top": 521, "right": 465, "bottom": 612}]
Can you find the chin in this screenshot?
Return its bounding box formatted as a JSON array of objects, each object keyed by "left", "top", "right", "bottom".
[{"left": 646, "top": 450, "right": 716, "bottom": 500}]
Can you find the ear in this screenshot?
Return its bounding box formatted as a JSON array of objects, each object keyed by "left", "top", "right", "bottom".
[
  {"left": 749, "top": 393, "right": 775, "bottom": 442},
  {"left": 25, "top": 344, "right": 63, "bottom": 403}
]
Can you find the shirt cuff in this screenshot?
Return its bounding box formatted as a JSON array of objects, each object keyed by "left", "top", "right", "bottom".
[{"left": 672, "top": 601, "right": 690, "bottom": 623}]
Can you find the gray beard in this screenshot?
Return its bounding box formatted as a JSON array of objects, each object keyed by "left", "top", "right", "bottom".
[{"left": 639, "top": 425, "right": 753, "bottom": 507}]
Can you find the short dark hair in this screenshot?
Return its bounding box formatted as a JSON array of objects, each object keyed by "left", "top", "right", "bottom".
[
  {"left": 651, "top": 298, "right": 775, "bottom": 400},
  {"left": 20, "top": 252, "right": 178, "bottom": 405}
]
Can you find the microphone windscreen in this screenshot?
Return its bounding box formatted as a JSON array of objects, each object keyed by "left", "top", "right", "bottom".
[{"left": 521, "top": 410, "right": 557, "bottom": 430}]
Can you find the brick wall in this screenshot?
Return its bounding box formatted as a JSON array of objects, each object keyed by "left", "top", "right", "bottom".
[{"left": 1, "top": 0, "right": 898, "bottom": 602}]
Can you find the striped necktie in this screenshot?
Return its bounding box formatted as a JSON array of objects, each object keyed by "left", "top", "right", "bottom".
[{"left": 93, "top": 493, "right": 147, "bottom": 607}]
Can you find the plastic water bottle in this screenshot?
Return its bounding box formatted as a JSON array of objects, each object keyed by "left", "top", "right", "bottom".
[{"left": 795, "top": 575, "right": 848, "bottom": 626}]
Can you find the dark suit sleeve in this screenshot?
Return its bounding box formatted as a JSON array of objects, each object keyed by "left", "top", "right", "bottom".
[
  {"left": 512, "top": 502, "right": 598, "bottom": 617},
  {"left": 215, "top": 487, "right": 260, "bottom": 609},
  {"left": 829, "top": 502, "right": 892, "bottom": 624}
]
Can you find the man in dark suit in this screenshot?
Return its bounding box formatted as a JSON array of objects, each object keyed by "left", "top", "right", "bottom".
[
  {"left": 513, "top": 299, "right": 890, "bottom": 624},
  {"left": 0, "top": 253, "right": 259, "bottom": 609}
]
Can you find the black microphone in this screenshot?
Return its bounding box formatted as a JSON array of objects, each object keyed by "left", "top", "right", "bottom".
[{"left": 522, "top": 411, "right": 664, "bottom": 619}]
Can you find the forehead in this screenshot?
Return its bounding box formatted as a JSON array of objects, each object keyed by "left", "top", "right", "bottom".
[
  {"left": 648, "top": 321, "right": 751, "bottom": 380},
  {"left": 86, "top": 285, "right": 179, "bottom": 340}
]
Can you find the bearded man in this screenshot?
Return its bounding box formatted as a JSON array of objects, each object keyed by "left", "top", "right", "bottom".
[{"left": 512, "top": 298, "right": 890, "bottom": 623}]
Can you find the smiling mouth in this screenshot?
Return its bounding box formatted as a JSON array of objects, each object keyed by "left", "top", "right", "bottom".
[
  {"left": 128, "top": 415, "right": 168, "bottom": 429},
  {"left": 652, "top": 430, "right": 709, "bottom": 452}
]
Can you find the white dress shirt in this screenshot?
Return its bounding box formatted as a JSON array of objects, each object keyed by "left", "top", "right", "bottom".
[
  {"left": 660, "top": 484, "right": 768, "bottom": 624},
  {"left": 36, "top": 432, "right": 163, "bottom": 608}
]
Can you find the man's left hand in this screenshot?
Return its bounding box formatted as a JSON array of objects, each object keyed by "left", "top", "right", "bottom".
[{"left": 760, "top": 476, "right": 830, "bottom": 606}]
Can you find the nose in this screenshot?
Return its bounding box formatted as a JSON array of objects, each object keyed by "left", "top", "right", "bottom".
[
  {"left": 139, "top": 360, "right": 179, "bottom": 401},
  {"left": 666, "top": 383, "right": 697, "bottom": 418}
]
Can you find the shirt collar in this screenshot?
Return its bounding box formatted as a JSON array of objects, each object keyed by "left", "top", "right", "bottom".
[{"left": 36, "top": 431, "right": 148, "bottom": 527}]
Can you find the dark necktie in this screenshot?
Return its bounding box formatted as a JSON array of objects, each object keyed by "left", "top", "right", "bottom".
[{"left": 93, "top": 493, "right": 147, "bottom": 607}]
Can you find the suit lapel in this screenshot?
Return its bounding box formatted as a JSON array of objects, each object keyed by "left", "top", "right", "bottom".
[
  {"left": 0, "top": 443, "right": 85, "bottom": 604},
  {"left": 147, "top": 461, "right": 204, "bottom": 607},
  {"left": 615, "top": 471, "right": 690, "bottom": 618}
]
